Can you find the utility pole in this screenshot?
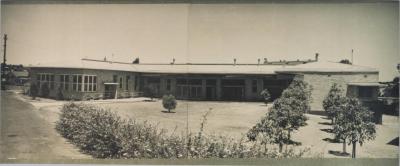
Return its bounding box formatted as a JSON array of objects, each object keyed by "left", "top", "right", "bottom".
[
  {"left": 1, "top": 34, "right": 8, "bottom": 90},
  {"left": 3, "top": 34, "right": 7, "bottom": 65}
]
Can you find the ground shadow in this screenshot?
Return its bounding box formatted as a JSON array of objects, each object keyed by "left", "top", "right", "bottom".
[
  {"left": 287, "top": 140, "right": 302, "bottom": 146},
  {"left": 328, "top": 150, "right": 350, "bottom": 157},
  {"left": 318, "top": 122, "right": 332, "bottom": 125},
  {"left": 308, "top": 110, "right": 327, "bottom": 116},
  {"left": 161, "top": 110, "right": 176, "bottom": 113},
  {"left": 320, "top": 128, "right": 333, "bottom": 133},
  {"left": 144, "top": 99, "right": 157, "bottom": 102},
  {"left": 387, "top": 137, "right": 399, "bottom": 146},
  {"left": 322, "top": 138, "right": 341, "bottom": 143}
]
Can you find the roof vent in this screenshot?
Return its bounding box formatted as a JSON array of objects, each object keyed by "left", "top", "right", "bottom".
[
  {"left": 171, "top": 58, "right": 175, "bottom": 65},
  {"left": 258, "top": 59, "right": 260, "bottom": 65},
  {"left": 234, "top": 58, "right": 237, "bottom": 65},
  {"left": 315, "top": 53, "right": 319, "bottom": 61}
]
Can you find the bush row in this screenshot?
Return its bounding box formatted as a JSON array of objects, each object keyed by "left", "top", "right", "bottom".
[{"left": 56, "top": 103, "right": 308, "bottom": 159}]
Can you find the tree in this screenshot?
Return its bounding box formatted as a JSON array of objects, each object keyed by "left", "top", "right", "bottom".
[
  {"left": 339, "top": 59, "right": 352, "bottom": 65},
  {"left": 162, "top": 94, "right": 177, "bottom": 113},
  {"left": 277, "top": 80, "right": 313, "bottom": 141},
  {"left": 41, "top": 83, "right": 50, "bottom": 98},
  {"left": 30, "top": 83, "right": 38, "bottom": 100},
  {"left": 247, "top": 108, "right": 289, "bottom": 152},
  {"left": 247, "top": 80, "right": 312, "bottom": 151},
  {"left": 260, "top": 89, "right": 271, "bottom": 104},
  {"left": 381, "top": 77, "right": 399, "bottom": 97},
  {"left": 334, "top": 97, "right": 376, "bottom": 158},
  {"left": 323, "top": 83, "right": 344, "bottom": 124}
]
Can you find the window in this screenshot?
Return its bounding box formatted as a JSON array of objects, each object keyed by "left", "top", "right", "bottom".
[
  {"left": 134, "top": 76, "right": 138, "bottom": 90},
  {"left": 252, "top": 80, "right": 257, "bottom": 93},
  {"left": 37, "top": 73, "right": 55, "bottom": 89},
  {"left": 83, "top": 75, "right": 97, "bottom": 92},
  {"left": 72, "top": 75, "right": 83, "bottom": 91},
  {"left": 119, "top": 77, "right": 123, "bottom": 89},
  {"left": 113, "top": 75, "right": 118, "bottom": 83},
  {"left": 126, "top": 76, "right": 130, "bottom": 90},
  {"left": 358, "top": 87, "right": 373, "bottom": 98},
  {"left": 166, "top": 79, "right": 171, "bottom": 91},
  {"left": 59, "top": 75, "right": 69, "bottom": 90}
]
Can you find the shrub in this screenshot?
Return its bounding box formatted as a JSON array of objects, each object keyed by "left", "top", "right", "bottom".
[
  {"left": 56, "top": 103, "right": 308, "bottom": 159},
  {"left": 40, "top": 83, "right": 50, "bottom": 98},
  {"left": 162, "top": 94, "right": 177, "bottom": 112},
  {"left": 260, "top": 89, "right": 271, "bottom": 104},
  {"left": 30, "top": 83, "right": 39, "bottom": 100}
]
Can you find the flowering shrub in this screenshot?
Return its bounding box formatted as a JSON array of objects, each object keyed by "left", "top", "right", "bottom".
[{"left": 56, "top": 103, "right": 308, "bottom": 159}]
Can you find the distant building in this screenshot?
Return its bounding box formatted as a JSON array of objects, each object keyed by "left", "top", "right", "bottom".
[{"left": 28, "top": 55, "right": 380, "bottom": 111}]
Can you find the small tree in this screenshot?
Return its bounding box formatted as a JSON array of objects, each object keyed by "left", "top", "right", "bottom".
[
  {"left": 334, "top": 97, "right": 376, "bottom": 158},
  {"left": 30, "top": 83, "right": 39, "bottom": 100},
  {"left": 260, "top": 89, "right": 271, "bottom": 104},
  {"left": 248, "top": 80, "right": 312, "bottom": 151},
  {"left": 162, "top": 94, "right": 177, "bottom": 113},
  {"left": 247, "top": 108, "right": 288, "bottom": 152},
  {"left": 277, "top": 80, "right": 313, "bottom": 141},
  {"left": 323, "top": 83, "right": 344, "bottom": 124},
  {"left": 41, "top": 83, "right": 50, "bottom": 98}
]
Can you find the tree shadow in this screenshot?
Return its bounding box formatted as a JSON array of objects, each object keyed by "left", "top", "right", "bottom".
[
  {"left": 287, "top": 140, "right": 302, "bottom": 146},
  {"left": 387, "top": 137, "right": 399, "bottom": 146},
  {"left": 328, "top": 150, "right": 350, "bottom": 157},
  {"left": 321, "top": 117, "right": 330, "bottom": 120},
  {"left": 318, "top": 122, "right": 332, "bottom": 125},
  {"left": 144, "top": 99, "right": 156, "bottom": 102},
  {"left": 320, "top": 128, "right": 333, "bottom": 133},
  {"left": 161, "top": 110, "right": 176, "bottom": 113},
  {"left": 322, "top": 138, "right": 341, "bottom": 143}
]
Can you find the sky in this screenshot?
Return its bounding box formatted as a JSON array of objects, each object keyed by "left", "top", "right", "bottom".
[{"left": 1, "top": 3, "right": 399, "bottom": 81}]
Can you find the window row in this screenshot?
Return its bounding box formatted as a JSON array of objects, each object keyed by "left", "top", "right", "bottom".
[{"left": 36, "top": 74, "right": 97, "bottom": 92}]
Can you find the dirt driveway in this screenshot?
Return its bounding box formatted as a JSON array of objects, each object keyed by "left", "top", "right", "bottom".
[{"left": 0, "top": 91, "right": 90, "bottom": 160}]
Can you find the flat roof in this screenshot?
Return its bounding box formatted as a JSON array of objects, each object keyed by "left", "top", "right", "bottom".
[
  {"left": 29, "top": 58, "right": 379, "bottom": 75},
  {"left": 348, "top": 82, "right": 384, "bottom": 87}
]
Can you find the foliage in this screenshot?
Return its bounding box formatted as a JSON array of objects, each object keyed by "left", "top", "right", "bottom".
[
  {"left": 339, "top": 59, "right": 352, "bottom": 65},
  {"left": 162, "top": 94, "right": 177, "bottom": 112},
  {"left": 260, "top": 89, "right": 271, "bottom": 104},
  {"left": 30, "top": 83, "right": 39, "bottom": 99},
  {"left": 333, "top": 97, "right": 376, "bottom": 158},
  {"left": 323, "top": 83, "right": 345, "bottom": 123},
  {"left": 380, "top": 77, "right": 399, "bottom": 97},
  {"left": 247, "top": 80, "right": 312, "bottom": 152},
  {"left": 56, "top": 103, "right": 308, "bottom": 159},
  {"left": 40, "top": 83, "right": 50, "bottom": 98}
]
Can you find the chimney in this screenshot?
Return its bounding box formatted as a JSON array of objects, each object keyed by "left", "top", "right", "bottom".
[
  {"left": 234, "top": 58, "right": 237, "bottom": 65},
  {"left": 257, "top": 59, "right": 260, "bottom": 65},
  {"left": 315, "top": 53, "right": 319, "bottom": 61},
  {"left": 172, "top": 58, "right": 175, "bottom": 64},
  {"left": 264, "top": 58, "right": 268, "bottom": 64}
]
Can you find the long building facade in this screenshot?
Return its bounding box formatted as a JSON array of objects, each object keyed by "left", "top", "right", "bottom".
[{"left": 29, "top": 56, "right": 380, "bottom": 111}]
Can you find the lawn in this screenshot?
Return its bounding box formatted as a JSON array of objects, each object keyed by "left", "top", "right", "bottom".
[{"left": 26, "top": 95, "right": 398, "bottom": 158}]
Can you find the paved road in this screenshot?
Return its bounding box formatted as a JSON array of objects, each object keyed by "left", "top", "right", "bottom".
[{"left": 0, "top": 91, "right": 89, "bottom": 160}]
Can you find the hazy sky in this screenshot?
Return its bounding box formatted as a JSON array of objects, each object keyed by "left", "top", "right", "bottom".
[{"left": 1, "top": 3, "right": 399, "bottom": 81}]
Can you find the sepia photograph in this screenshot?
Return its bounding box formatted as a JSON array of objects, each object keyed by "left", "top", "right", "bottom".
[{"left": 0, "top": 0, "right": 399, "bottom": 165}]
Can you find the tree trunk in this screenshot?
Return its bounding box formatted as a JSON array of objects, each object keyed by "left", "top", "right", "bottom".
[
  {"left": 288, "top": 130, "right": 291, "bottom": 142},
  {"left": 352, "top": 141, "right": 356, "bottom": 158},
  {"left": 279, "top": 143, "right": 283, "bottom": 153},
  {"left": 342, "top": 139, "right": 346, "bottom": 154},
  {"left": 168, "top": 108, "right": 171, "bottom": 113}
]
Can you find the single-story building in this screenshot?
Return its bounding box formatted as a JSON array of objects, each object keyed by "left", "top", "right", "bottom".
[{"left": 28, "top": 54, "right": 380, "bottom": 111}]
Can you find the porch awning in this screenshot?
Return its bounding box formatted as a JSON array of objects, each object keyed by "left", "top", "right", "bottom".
[
  {"left": 104, "top": 82, "right": 119, "bottom": 85},
  {"left": 347, "top": 82, "right": 384, "bottom": 87}
]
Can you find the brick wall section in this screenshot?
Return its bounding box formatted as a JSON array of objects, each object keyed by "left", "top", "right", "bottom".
[{"left": 299, "top": 72, "right": 379, "bottom": 111}]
